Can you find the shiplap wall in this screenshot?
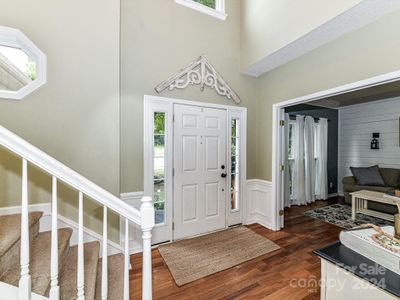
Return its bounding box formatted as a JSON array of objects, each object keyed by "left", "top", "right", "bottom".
[{"left": 338, "top": 97, "right": 400, "bottom": 193}]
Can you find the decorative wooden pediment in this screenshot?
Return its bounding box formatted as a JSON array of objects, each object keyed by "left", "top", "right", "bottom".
[{"left": 155, "top": 55, "right": 241, "bottom": 104}]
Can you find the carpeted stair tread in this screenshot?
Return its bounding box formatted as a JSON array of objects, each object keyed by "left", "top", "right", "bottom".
[
  {"left": 59, "top": 241, "right": 100, "bottom": 300},
  {"left": 95, "top": 253, "right": 124, "bottom": 300},
  {"left": 0, "top": 211, "right": 43, "bottom": 258},
  {"left": 0, "top": 212, "right": 43, "bottom": 279},
  {"left": 0, "top": 227, "right": 72, "bottom": 296}
]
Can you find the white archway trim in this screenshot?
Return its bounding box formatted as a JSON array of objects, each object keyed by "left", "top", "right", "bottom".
[{"left": 155, "top": 55, "right": 241, "bottom": 104}]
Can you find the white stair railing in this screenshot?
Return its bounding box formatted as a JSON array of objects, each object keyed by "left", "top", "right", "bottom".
[
  {"left": 19, "top": 158, "right": 31, "bottom": 300},
  {"left": 77, "top": 192, "right": 84, "bottom": 300},
  {"left": 49, "top": 176, "right": 59, "bottom": 300},
  {"left": 0, "top": 125, "right": 155, "bottom": 300}
]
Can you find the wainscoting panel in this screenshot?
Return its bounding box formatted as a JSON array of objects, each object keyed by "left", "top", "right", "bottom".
[
  {"left": 338, "top": 97, "right": 400, "bottom": 193},
  {"left": 245, "top": 179, "right": 274, "bottom": 229},
  {"left": 120, "top": 192, "right": 144, "bottom": 253}
]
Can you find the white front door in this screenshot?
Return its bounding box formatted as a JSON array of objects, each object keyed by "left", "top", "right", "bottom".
[{"left": 173, "top": 104, "right": 227, "bottom": 240}]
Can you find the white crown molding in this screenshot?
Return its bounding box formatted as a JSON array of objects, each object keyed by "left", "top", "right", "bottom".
[
  {"left": 242, "top": 0, "right": 400, "bottom": 77},
  {"left": 155, "top": 55, "right": 241, "bottom": 104}
]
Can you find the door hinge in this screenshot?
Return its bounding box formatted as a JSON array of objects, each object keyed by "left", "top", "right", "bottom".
[
  {"left": 173, "top": 168, "right": 175, "bottom": 176},
  {"left": 279, "top": 210, "right": 284, "bottom": 216},
  {"left": 279, "top": 164, "right": 285, "bottom": 172},
  {"left": 172, "top": 222, "right": 175, "bottom": 230},
  {"left": 279, "top": 120, "right": 285, "bottom": 127},
  {"left": 173, "top": 114, "right": 175, "bottom": 122}
]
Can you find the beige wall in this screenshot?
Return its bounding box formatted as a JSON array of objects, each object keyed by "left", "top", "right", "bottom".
[
  {"left": 240, "top": 0, "right": 361, "bottom": 69},
  {"left": 2, "top": 0, "right": 399, "bottom": 240},
  {"left": 0, "top": 0, "right": 121, "bottom": 241},
  {"left": 255, "top": 8, "right": 400, "bottom": 181},
  {"left": 120, "top": 0, "right": 258, "bottom": 193}
]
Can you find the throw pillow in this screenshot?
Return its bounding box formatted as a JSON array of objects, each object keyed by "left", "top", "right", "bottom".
[{"left": 350, "top": 165, "right": 385, "bottom": 186}]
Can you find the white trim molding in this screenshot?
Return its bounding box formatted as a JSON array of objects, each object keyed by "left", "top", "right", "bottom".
[
  {"left": 245, "top": 179, "right": 275, "bottom": 230},
  {"left": 272, "top": 68, "right": 400, "bottom": 230},
  {"left": 144, "top": 95, "right": 247, "bottom": 243},
  {"left": 155, "top": 55, "right": 241, "bottom": 104},
  {"left": 175, "top": 0, "right": 227, "bottom": 21},
  {"left": 242, "top": 1, "right": 400, "bottom": 77},
  {"left": 0, "top": 26, "right": 47, "bottom": 100}
]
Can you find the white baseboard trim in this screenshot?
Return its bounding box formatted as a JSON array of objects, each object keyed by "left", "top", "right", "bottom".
[
  {"left": 120, "top": 184, "right": 278, "bottom": 253},
  {"left": 0, "top": 203, "right": 123, "bottom": 257},
  {"left": 0, "top": 281, "right": 47, "bottom": 300},
  {"left": 245, "top": 179, "right": 274, "bottom": 230},
  {"left": 0, "top": 203, "right": 50, "bottom": 216},
  {"left": 120, "top": 191, "right": 144, "bottom": 203}
]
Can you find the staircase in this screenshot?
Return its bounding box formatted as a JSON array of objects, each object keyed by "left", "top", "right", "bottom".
[
  {"left": 0, "top": 212, "right": 125, "bottom": 300},
  {"left": 0, "top": 125, "right": 155, "bottom": 300}
]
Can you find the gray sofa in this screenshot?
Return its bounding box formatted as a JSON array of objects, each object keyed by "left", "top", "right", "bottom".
[{"left": 342, "top": 167, "right": 400, "bottom": 214}]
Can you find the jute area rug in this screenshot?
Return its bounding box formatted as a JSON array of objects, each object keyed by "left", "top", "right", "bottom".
[{"left": 158, "top": 226, "right": 280, "bottom": 286}]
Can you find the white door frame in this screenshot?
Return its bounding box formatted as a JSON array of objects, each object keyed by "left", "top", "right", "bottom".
[
  {"left": 144, "top": 95, "right": 247, "bottom": 243},
  {"left": 272, "top": 70, "right": 400, "bottom": 230}
]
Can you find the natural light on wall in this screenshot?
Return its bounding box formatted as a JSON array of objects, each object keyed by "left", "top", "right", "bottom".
[{"left": 175, "top": 0, "right": 227, "bottom": 20}]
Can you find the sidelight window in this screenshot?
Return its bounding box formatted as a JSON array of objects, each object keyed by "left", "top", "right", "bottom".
[
  {"left": 153, "top": 112, "right": 166, "bottom": 224},
  {"left": 230, "top": 119, "right": 240, "bottom": 211}
]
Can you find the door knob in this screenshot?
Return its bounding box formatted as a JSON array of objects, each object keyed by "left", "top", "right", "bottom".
[{"left": 221, "top": 173, "right": 227, "bottom": 178}]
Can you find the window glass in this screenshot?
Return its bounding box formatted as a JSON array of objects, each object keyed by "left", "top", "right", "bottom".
[
  {"left": 154, "top": 112, "right": 165, "bottom": 134},
  {"left": 193, "top": 0, "right": 216, "bottom": 9},
  {"left": 230, "top": 119, "right": 240, "bottom": 211},
  {"left": 153, "top": 112, "right": 166, "bottom": 224}
]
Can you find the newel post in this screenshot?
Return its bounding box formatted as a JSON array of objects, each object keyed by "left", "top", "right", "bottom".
[{"left": 140, "top": 196, "right": 155, "bottom": 300}]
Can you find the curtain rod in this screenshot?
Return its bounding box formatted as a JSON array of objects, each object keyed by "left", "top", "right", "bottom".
[{"left": 288, "top": 114, "right": 331, "bottom": 122}]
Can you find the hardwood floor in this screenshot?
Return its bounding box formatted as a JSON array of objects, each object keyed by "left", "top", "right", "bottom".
[{"left": 130, "top": 199, "right": 343, "bottom": 300}]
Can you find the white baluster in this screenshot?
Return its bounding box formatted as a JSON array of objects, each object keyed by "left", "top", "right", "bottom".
[
  {"left": 49, "top": 177, "right": 59, "bottom": 300},
  {"left": 140, "top": 196, "right": 155, "bottom": 300},
  {"left": 124, "top": 219, "right": 129, "bottom": 300},
  {"left": 101, "top": 206, "right": 108, "bottom": 300},
  {"left": 19, "top": 159, "right": 31, "bottom": 300},
  {"left": 77, "top": 192, "right": 85, "bottom": 300}
]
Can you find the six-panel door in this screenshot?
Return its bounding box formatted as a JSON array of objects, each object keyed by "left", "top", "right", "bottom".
[{"left": 173, "top": 104, "right": 227, "bottom": 240}]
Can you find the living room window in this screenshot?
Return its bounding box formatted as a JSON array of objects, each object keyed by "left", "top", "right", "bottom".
[
  {"left": 175, "top": 0, "right": 227, "bottom": 20},
  {"left": 288, "top": 117, "right": 328, "bottom": 202}
]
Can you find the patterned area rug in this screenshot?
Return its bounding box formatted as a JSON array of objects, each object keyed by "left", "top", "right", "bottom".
[{"left": 303, "top": 204, "right": 393, "bottom": 229}]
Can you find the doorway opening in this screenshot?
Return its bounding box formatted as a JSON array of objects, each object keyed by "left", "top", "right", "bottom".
[
  {"left": 273, "top": 70, "right": 400, "bottom": 230},
  {"left": 144, "top": 95, "right": 247, "bottom": 244}
]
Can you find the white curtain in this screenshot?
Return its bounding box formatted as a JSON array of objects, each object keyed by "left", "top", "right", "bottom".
[
  {"left": 304, "top": 116, "right": 315, "bottom": 204},
  {"left": 315, "top": 118, "right": 328, "bottom": 200},
  {"left": 289, "top": 115, "right": 328, "bottom": 207},
  {"left": 291, "top": 115, "right": 305, "bottom": 205}
]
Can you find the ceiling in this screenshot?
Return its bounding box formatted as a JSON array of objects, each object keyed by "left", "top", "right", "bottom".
[
  {"left": 306, "top": 79, "right": 400, "bottom": 109},
  {"left": 242, "top": 1, "right": 400, "bottom": 77}
]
